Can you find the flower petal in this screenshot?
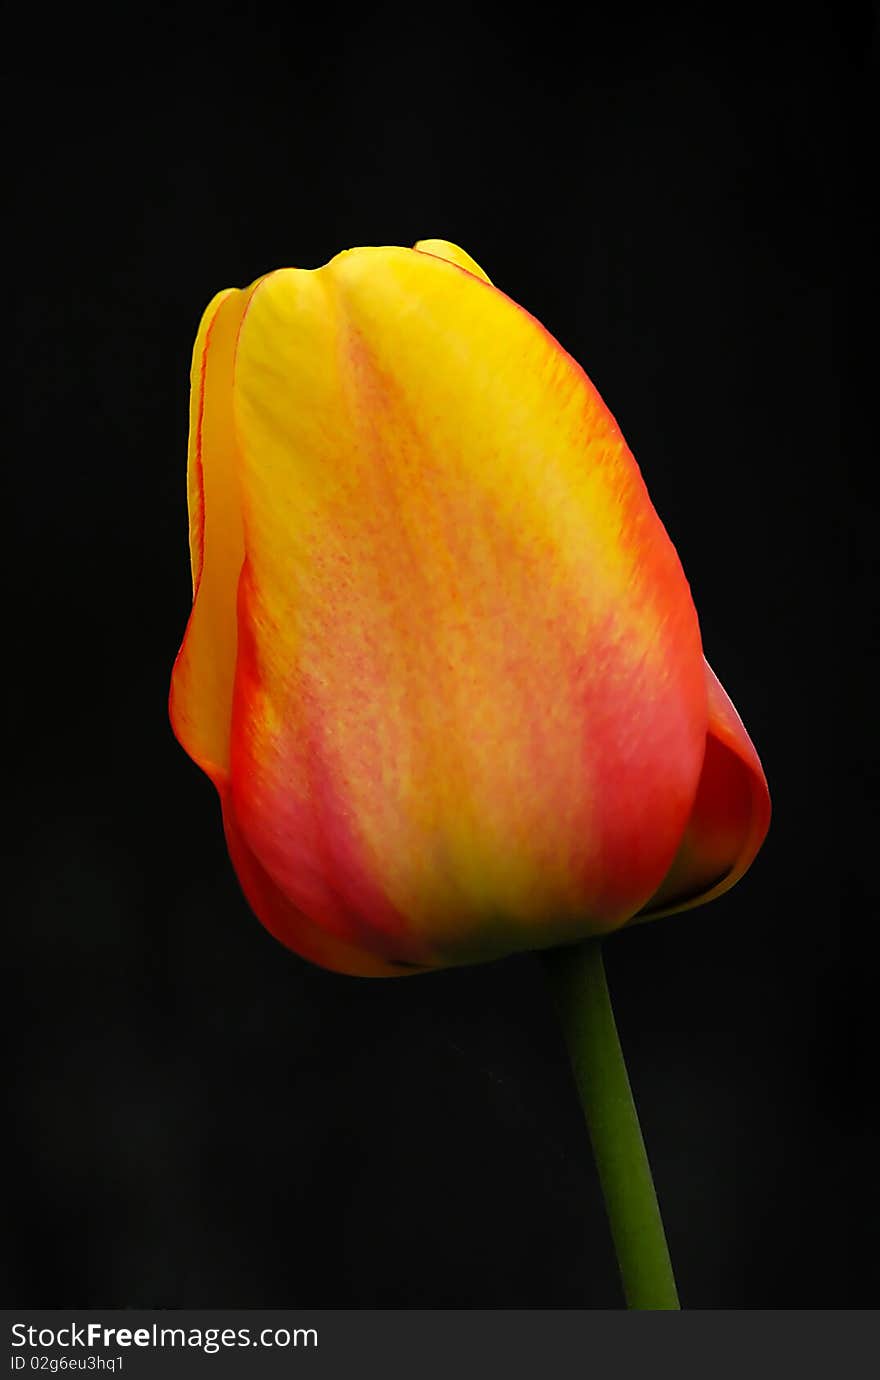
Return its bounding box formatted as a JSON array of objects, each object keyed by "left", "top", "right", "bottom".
[
  {"left": 221, "top": 792, "right": 415, "bottom": 977},
  {"left": 413, "top": 238, "right": 493, "bottom": 283},
  {"left": 637, "top": 661, "right": 771, "bottom": 919},
  {"left": 169, "top": 285, "right": 253, "bottom": 784},
  {"left": 225, "top": 246, "right": 708, "bottom": 966}
]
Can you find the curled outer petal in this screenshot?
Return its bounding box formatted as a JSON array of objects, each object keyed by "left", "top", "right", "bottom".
[
  {"left": 169, "top": 285, "right": 250, "bottom": 783},
  {"left": 637, "top": 661, "right": 771, "bottom": 920},
  {"left": 169, "top": 239, "right": 766, "bottom": 976}
]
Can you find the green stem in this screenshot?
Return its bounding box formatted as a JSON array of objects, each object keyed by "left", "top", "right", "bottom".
[{"left": 542, "top": 939, "right": 680, "bottom": 1310}]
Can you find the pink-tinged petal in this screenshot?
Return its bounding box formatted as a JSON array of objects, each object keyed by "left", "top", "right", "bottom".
[
  {"left": 221, "top": 791, "right": 418, "bottom": 977},
  {"left": 637, "top": 661, "right": 771, "bottom": 919},
  {"left": 223, "top": 246, "right": 708, "bottom": 968}
]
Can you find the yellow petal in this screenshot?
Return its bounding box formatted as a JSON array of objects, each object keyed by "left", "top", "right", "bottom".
[
  {"left": 413, "top": 238, "right": 493, "bottom": 284},
  {"left": 169, "top": 285, "right": 252, "bottom": 783}
]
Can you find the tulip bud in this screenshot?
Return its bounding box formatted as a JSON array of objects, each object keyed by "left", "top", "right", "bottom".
[{"left": 170, "top": 240, "right": 770, "bottom": 976}]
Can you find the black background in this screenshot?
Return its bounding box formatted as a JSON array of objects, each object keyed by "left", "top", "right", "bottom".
[{"left": 5, "top": 0, "right": 876, "bottom": 1309}]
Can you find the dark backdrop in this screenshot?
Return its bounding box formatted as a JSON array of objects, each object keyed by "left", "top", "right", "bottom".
[{"left": 5, "top": 0, "right": 876, "bottom": 1308}]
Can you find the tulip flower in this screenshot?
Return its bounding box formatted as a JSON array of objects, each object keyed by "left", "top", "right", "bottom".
[
  {"left": 169, "top": 239, "right": 770, "bottom": 1308},
  {"left": 170, "top": 238, "right": 768, "bottom": 977}
]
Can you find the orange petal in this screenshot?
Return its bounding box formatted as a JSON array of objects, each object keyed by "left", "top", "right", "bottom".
[
  {"left": 224, "top": 246, "right": 708, "bottom": 967},
  {"left": 637, "top": 661, "right": 771, "bottom": 919}
]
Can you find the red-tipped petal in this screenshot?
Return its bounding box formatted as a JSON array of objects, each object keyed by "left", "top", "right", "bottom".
[
  {"left": 221, "top": 792, "right": 425, "bottom": 978},
  {"left": 637, "top": 660, "right": 771, "bottom": 919}
]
